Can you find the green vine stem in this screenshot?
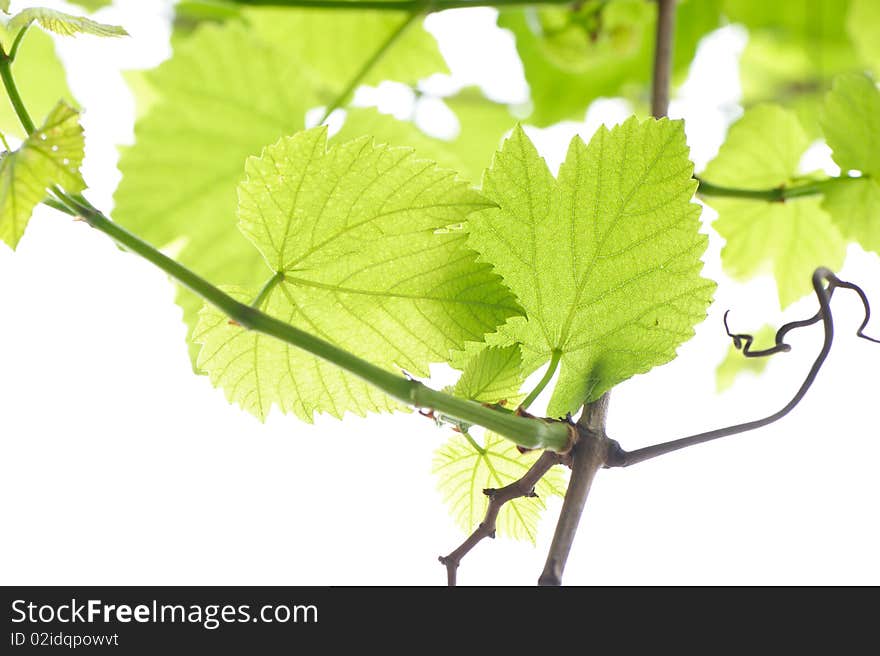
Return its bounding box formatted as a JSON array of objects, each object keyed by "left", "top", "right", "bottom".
[
  {"left": 0, "top": 39, "right": 573, "bottom": 454},
  {"left": 696, "top": 176, "right": 862, "bottom": 202}
]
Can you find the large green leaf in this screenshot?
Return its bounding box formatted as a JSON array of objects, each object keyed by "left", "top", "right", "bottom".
[
  {"left": 702, "top": 105, "right": 846, "bottom": 306},
  {"left": 468, "top": 120, "right": 714, "bottom": 417},
  {"left": 500, "top": 0, "right": 721, "bottom": 126},
  {"left": 433, "top": 432, "right": 567, "bottom": 543},
  {"left": 0, "top": 102, "right": 84, "bottom": 249},
  {"left": 115, "top": 11, "right": 448, "bottom": 365},
  {"left": 821, "top": 73, "right": 880, "bottom": 176},
  {"left": 820, "top": 73, "right": 880, "bottom": 254},
  {"left": 195, "top": 127, "right": 519, "bottom": 421},
  {"left": 114, "top": 21, "right": 319, "bottom": 363},
  {"left": 0, "top": 26, "right": 73, "bottom": 140}
]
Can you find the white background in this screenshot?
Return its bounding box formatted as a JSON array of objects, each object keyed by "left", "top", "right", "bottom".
[{"left": 1, "top": 1, "right": 878, "bottom": 585}]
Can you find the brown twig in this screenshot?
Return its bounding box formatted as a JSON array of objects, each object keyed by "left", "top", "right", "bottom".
[
  {"left": 439, "top": 450, "right": 563, "bottom": 586},
  {"left": 538, "top": 394, "right": 612, "bottom": 586},
  {"left": 651, "top": 0, "right": 676, "bottom": 118}
]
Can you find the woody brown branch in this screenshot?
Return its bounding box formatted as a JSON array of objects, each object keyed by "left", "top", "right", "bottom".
[{"left": 438, "top": 450, "right": 564, "bottom": 586}]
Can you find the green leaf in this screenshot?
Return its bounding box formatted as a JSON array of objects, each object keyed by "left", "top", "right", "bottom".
[
  {"left": 453, "top": 344, "right": 524, "bottom": 404},
  {"left": 847, "top": 0, "right": 880, "bottom": 73},
  {"left": 726, "top": 0, "right": 862, "bottom": 134},
  {"left": 821, "top": 178, "right": 880, "bottom": 255},
  {"left": 0, "top": 1, "right": 9, "bottom": 15},
  {"left": 818, "top": 74, "right": 880, "bottom": 254},
  {"left": 9, "top": 8, "right": 128, "bottom": 38},
  {"left": 469, "top": 120, "right": 714, "bottom": 417},
  {"left": 195, "top": 127, "right": 520, "bottom": 421},
  {"left": 0, "top": 102, "right": 84, "bottom": 249},
  {"left": 195, "top": 288, "right": 399, "bottom": 421},
  {"left": 245, "top": 7, "right": 446, "bottom": 107},
  {"left": 820, "top": 73, "right": 880, "bottom": 176},
  {"left": 715, "top": 325, "right": 775, "bottom": 392},
  {"left": 114, "top": 20, "right": 319, "bottom": 365},
  {"left": 433, "top": 432, "right": 566, "bottom": 543},
  {"left": 500, "top": 0, "right": 721, "bottom": 126},
  {"left": 702, "top": 105, "right": 846, "bottom": 306},
  {"left": 0, "top": 25, "right": 74, "bottom": 140}
]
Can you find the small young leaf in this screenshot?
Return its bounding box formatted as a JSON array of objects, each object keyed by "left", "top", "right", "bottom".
[
  {"left": 9, "top": 8, "right": 128, "bottom": 38},
  {"left": 702, "top": 105, "right": 846, "bottom": 306},
  {"left": 469, "top": 119, "right": 714, "bottom": 417},
  {"left": 0, "top": 1, "right": 9, "bottom": 15},
  {"left": 453, "top": 344, "right": 524, "bottom": 404},
  {"left": 433, "top": 432, "right": 567, "bottom": 543},
  {"left": 195, "top": 128, "right": 520, "bottom": 421},
  {"left": 0, "top": 102, "right": 84, "bottom": 249}
]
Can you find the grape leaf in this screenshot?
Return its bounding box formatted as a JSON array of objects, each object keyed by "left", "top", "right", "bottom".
[
  {"left": 715, "top": 325, "right": 775, "bottom": 392},
  {"left": 195, "top": 289, "right": 400, "bottom": 420},
  {"left": 0, "top": 25, "right": 73, "bottom": 140},
  {"left": 701, "top": 105, "right": 846, "bottom": 306},
  {"left": 453, "top": 344, "right": 524, "bottom": 404},
  {"left": 9, "top": 8, "right": 128, "bottom": 37},
  {"left": 114, "top": 21, "right": 319, "bottom": 364},
  {"left": 115, "top": 11, "right": 448, "bottom": 365},
  {"left": 194, "top": 127, "right": 520, "bottom": 421},
  {"left": 726, "top": 0, "right": 862, "bottom": 135},
  {"left": 821, "top": 179, "right": 880, "bottom": 254},
  {"left": 469, "top": 119, "right": 714, "bottom": 417},
  {"left": 821, "top": 73, "right": 880, "bottom": 176},
  {"left": 245, "top": 7, "right": 446, "bottom": 107},
  {"left": 0, "top": 102, "right": 84, "bottom": 249},
  {"left": 433, "top": 432, "right": 566, "bottom": 543},
  {"left": 847, "top": 0, "right": 880, "bottom": 73},
  {"left": 500, "top": 0, "right": 721, "bottom": 126},
  {"left": 819, "top": 74, "right": 880, "bottom": 253}
]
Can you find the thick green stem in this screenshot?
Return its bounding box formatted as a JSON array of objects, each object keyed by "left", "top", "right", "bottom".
[
  {"left": 233, "top": 0, "right": 576, "bottom": 11},
  {"left": 318, "top": 10, "right": 420, "bottom": 124},
  {"left": 0, "top": 10, "right": 573, "bottom": 452},
  {"left": 63, "top": 200, "right": 571, "bottom": 451},
  {"left": 520, "top": 348, "right": 561, "bottom": 410},
  {"left": 696, "top": 176, "right": 861, "bottom": 202},
  {"left": 0, "top": 46, "right": 36, "bottom": 135}
]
